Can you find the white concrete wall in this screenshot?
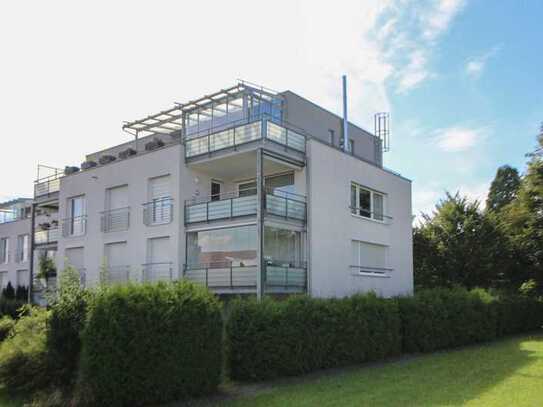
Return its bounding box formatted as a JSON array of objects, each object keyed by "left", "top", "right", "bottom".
[
  {"left": 0, "top": 218, "right": 32, "bottom": 288},
  {"left": 57, "top": 144, "right": 183, "bottom": 286},
  {"left": 307, "top": 140, "right": 413, "bottom": 298}
]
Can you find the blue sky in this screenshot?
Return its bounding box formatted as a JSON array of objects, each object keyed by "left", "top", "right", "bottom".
[{"left": 0, "top": 0, "right": 541, "bottom": 217}]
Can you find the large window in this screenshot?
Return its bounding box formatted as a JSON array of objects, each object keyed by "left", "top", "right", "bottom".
[
  {"left": 16, "top": 234, "right": 29, "bottom": 263},
  {"left": 264, "top": 227, "right": 303, "bottom": 266},
  {"left": 350, "top": 182, "right": 385, "bottom": 221},
  {"left": 67, "top": 195, "right": 86, "bottom": 236},
  {"left": 351, "top": 240, "right": 389, "bottom": 275},
  {"left": 187, "top": 225, "right": 257, "bottom": 267},
  {"left": 0, "top": 238, "right": 8, "bottom": 264}
]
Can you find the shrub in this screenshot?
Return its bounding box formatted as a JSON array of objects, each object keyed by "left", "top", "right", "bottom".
[
  {"left": 80, "top": 281, "right": 222, "bottom": 406},
  {"left": 226, "top": 294, "right": 401, "bottom": 381},
  {"left": 46, "top": 266, "right": 91, "bottom": 387},
  {"left": 0, "top": 306, "right": 50, "bottom": 394},
  {"left": 0, "top": 297, "right": 25, "bottom": 319},
  {"left": 0, "top": 316, "right": 15, "bottom": 342},
  {"left": 398, "top": 288, "right": 497, "bottom": 353},
  {"left": 15, "top": 285, "right": 28, "bottom": 301},
  {"left": 494, "top": 295, "right": 543, "bottom": 336},
  {"left": 1, "top": 282, "right": 15, "bottom": 299}
]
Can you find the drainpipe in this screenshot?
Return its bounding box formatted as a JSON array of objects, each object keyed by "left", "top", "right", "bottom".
[
  {"left": 342, "top": 75, "right": 349, "bottom": 152},
  {"left": 28, "top": 202, "right": 36, "bottom": 304}
]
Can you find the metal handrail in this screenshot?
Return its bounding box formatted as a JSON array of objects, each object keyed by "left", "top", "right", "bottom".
[
  {"left": 349, "top": 207, "right": 393, "bottom": 221},
  {"left": 143, "top": 197, "right": 173, "bottom": 226},
  {"left": 141, "top": 262, "right": 173, "bottom": 282},
  {"left": 100, "top": 207, "right": 130, "bottom": 232},
  {"left": 183, "top": 263, "right": 258, "bottom": 290},
  {"left": 350, "top": 265, "right": 393, "bottom": 274},
  {"left": 61, "top": 215, "right": 87, "bottom": 237},
  {"left": 186, "top": 188, "right": 257, "bottom": 206},
  {"left": 34, "top": 227, "right": 60, "bottom": 244}
]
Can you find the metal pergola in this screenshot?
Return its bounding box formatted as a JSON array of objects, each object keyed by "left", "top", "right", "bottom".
[{"left": 122, "top": 82, "right": 283, "bottom": 139}]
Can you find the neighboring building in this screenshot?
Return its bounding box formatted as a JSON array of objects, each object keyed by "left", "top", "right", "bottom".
[
  {"left": 0, "top": 198, "right": 32, "bottom": 291},
  {"left": 24, "top": 82, "right": 412, "bottom": 299}
]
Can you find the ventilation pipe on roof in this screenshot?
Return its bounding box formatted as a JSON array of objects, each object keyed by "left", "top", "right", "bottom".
[{"left": 342, "top": 75, "right": 349, "bottom": 152}]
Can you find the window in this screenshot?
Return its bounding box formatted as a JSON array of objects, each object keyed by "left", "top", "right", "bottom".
[
  {"left": 187, "top": 225, "right": 256, "bottom": 267},
  {"left": 0, "top": 238, "right": 8, "bottom": 264},
  {"left": 104, "top": 241, "right": 129, "bottom": 283},
  {"left": 328, "top": 129, "right": 335, "bottom": 145},
  {"left": 350, "top": 182, "right": 385, "bottom": 221},
  {"left": 147, "top": 175, "right": 172, "bottom": 225},
  {"left": 211, "top": 181, "right": 222, "bottom": 201},
  {"left": 238, "top": 181, "right": 257, "bottom": 197},
  {"left": 16, "top": 235, "right": 29, "bottom": 263},
  {"left": 0, "top": 271, "right": 6, "bottom": 289},
  {"left": 351, "top": 240, "right": 389, "bottom": 275},
  {"left": 265, "top": 172, "right": 295, "bottom": 196},
  {"left": 17, "top": 270, "right": 29, "bottom": 287},
  {"left": 264, "top": 227, "right": 303, "bottom": 266},
  {"left": 67, "top": 196, "right": 86, "bottom": 236},
  {"left": 348, "top": 139, "right": 354, "bottom": 154}
]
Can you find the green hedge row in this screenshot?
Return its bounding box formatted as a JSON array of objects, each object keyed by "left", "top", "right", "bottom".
[
  {"left": 226, "top": 289, "right": 543, "bottom": 381},
  {"left": 80, "top": 281, "right": 222, "bottom": 407},
  {"left": 226, "top": 294, "right": 401, "bottom": 381}
]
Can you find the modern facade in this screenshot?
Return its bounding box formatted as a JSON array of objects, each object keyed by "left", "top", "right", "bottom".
[
  {"left": 5, "top": 82, "right": 412, "bottom": 300},
  {"left": 0, "top": 199, "right": 32, "bottom": 291}
]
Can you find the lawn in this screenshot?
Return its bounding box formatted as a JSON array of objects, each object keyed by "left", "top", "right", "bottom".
[{"left": 211, "top": 333, "right": 543, "bottom": 407}]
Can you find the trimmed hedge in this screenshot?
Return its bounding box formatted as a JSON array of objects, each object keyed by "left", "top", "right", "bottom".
[
  {"left": 226, "top": 294, "right": 401, "bottom": 381},
  {"left": 80, "top": 281, "right": 222, "bottom": 407},
  {"left": 0, "top": 298, "right": 25, "bottom": 319},
  {"left": 226, "top": 289, "right": 543, "bottom": 382}
]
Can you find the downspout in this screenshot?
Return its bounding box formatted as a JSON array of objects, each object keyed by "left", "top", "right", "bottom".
[
  {"left": 28, "top": 202, "right": 36, "bottom": 304},
  {"left": 342, "top": 75, "right": 349, "bottom": 152}
]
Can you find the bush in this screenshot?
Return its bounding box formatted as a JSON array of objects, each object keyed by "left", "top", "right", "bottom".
[
  {"left": 0, "top": 297, "right": 25, "bottom": 319},
  {"left": 47, "top": 266, "right": 91, "bottom": 387},
  {"left": 80, "top": 281, "right": 222, "bottom": 406},
  {"left": 226, "top": 294, "right": 401, "bottom": 381},
  {"left": 494, "top": 295, "right": 543, "bottom": 336},
  {"left": 0, "top": 306, "right": 50, "bottom": 394},
  {"left": 398, "top": 288, "right": 497, "bottom": 353},
  {"left": 0, "top": 316, "right": 15, "bottom": 342},
  {"left": 1, "top": 282, "right": 15, "bottom": 299}
]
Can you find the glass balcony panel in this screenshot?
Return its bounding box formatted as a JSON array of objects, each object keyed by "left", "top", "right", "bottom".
[
  {"left": 232, "top": 196, "right": 257, "bottom": 217},
  {"left": 207, "top": 200, "right": 232, "bottom": 220},
  {"left": 266, "top": 194, "right": 287, "bottom": 217},
  {"left": 286, "top": 129, "right": 306, "bottom": 152},
  {"left": 185, "top": 204, "right": 207, "bottom": 223},
  {"left": 210, "top": 129, "right": 234, "bottom": 151},
  {"left": 266, "top": 122, "right": 287, "bottom": 145},
  {"left": 287, "top": 199, "right": 306, "bottom": 220},
  {"left": 234, "top": 122, "right": 261, "bottom": 144}
]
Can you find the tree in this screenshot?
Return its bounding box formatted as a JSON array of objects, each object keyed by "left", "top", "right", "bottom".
[
  {"left": 414, "top": 192, "right": 509, "bottom": 289},
  {"left": 486, "top": 165, "right": 521, "bottom": 212},
  {"left": 501, "top": 125, "right": 543, "bottom": 289}
]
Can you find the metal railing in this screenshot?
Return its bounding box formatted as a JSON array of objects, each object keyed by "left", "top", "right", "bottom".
[
  {"left": 142, "top": 262, "right": 174, "bottom": 282},
  {"left": 265, "top": 192, "right": 306, "bottom": 221},
  {"left": 184, "top": 116, "right": 307, "bottom": 158},
  {"left": 101, "top": 207, "right": 130, "bottom": 232},
  {"left": 183, "top": 262, "right": 257, "bottom": 290},
  {"left": 265, "top": 260, "right": 307, "bottom": 291},
  {"left": 61, "top": 216, "right": 87, "bottom": 237},
  {"left": 34, "top": 173, "right": 62, "bottom": 198},
  {"left": 103, "top": 265, "right": 131, "bottom": 284},
  {"left": 185, "top": 188, "right": 307, "bottom": 224},
  {"left": 349, "top": 207, "right": 393, "bottom": 223},
  {"left": 185, "top": 192, "right": 257, "bottom": 224},
  {"left": 143, "top": 197, "right": 173, "bottom": 226},
  {"left": 34, "top": 227, "right": 60, "bottom": 245},
  {"left": 350, "top": 265, "right": 393, "bottom": 276}
]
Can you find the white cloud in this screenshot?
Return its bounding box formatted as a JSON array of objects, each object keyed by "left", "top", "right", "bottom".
[
  {"left": 422, "top": 0, "right": 467, "bottom": 40},
  {"left": 465, "top": 46, "right": 501, "bottom": 78},
  {"left": 397, "top": 50, "right": 431, "bottom": 93},
  {"left": 434, "top": 126, "right": 488, "bottom": 152}
]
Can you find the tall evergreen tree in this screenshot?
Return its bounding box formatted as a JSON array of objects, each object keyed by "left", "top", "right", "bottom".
[{"left": 486, "top": 165, "right": 521, "bottom": 212}]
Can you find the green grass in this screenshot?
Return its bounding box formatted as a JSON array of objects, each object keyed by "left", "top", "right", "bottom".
[{"left": 215, "top": 333, "right": 543, "bottom": 407}]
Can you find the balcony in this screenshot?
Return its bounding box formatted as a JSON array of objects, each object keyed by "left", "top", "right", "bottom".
[
  {"left": 184, "top": 189, "right": 306, "bottom": 225},
  {"left": 61, "top": 216, "right": 87, "bottom": 237},
  {"left": 34, "top": 227, "right": 60, "bottom": 245},
  {"left": 184, "top": 117, "right": 306, "bottom": 160},
  {"left": 34, "top": 166, "right": 63, "bottom": 198},
  {"left": 182, "top": 261, "right": 306, "bottom": 294},
  {"left": 143, "top": 198, "right": 173, "bottom": 226},
  {"left": 101, "top": 207, "right": 130, "bottom": 232},
  {"left": 141, "top": 262, "right": 174, "bottom": 282}
]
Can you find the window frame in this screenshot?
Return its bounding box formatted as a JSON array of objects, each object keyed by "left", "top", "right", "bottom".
[
  {"left": 350, "top": 240, "right": 391, "bottom": 277},
  {"left": 16, "top": 234, "right": 29, "bottom": 263},
  {"left": 350, "top": 182, "right": 386, "bottom": 222},
  {"left": 0, "top": 238, "right": 8, "bottom": 264}
]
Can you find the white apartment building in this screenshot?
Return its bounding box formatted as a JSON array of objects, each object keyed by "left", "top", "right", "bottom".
[
  {"left": 0, "top": 199, "right": 32, "bottom": 292},
  {"left": 7, "top": 82, "right": 413, "bottom": 300}
]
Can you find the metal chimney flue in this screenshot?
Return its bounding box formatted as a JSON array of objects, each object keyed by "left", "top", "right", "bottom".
[{"left": 342, "top": 75, "right": 349, "bottom": 152}]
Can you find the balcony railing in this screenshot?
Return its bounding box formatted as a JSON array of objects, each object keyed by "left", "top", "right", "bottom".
[
  {"left": 101, "top": 207, "right": 130, "bottom": 232},
  {"left": 184, "top": 116, "right": 306, "bottom": 158},
  {"left": 34, "top": 173, "right": 61, "bottom": 198},
  {"left": 185, "top": 188, "right": 307, "bottom": 224},
  {"left": 350, "top": 265, "right": 393, "bottom": 276},
  {"left": 142, "top": 262, "right": 174, "bottom": 282},
  {"left": 143, "top": 197, "right": 173, "bottom": 226},
  {"left": 183, "top": 262, "right": 257, "bottom": 290},
  {"left": 61, "top": 216, "right": 87, "bottom": 237},
  {"left": 183, "top": 261, "right": 307, "bottom": 293},
  {"left": 265, "top": 191, "right": 306, "bottom": 221},
  {"left": 265, "top": 260, "right": 307, "bottom": 291},
  {"left": 34, "top": 227, "right": 60, "bottom": 245},
  {"left": 185, "top": 191, "right": 257, "bottom": 224},
  {"left": 103, "top": 265, "right": 131, "bottom": 284}
]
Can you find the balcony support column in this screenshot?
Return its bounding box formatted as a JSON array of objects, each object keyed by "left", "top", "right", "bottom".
[{"left": 256, "top": 147, "right": 264, "bottom": 300}]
